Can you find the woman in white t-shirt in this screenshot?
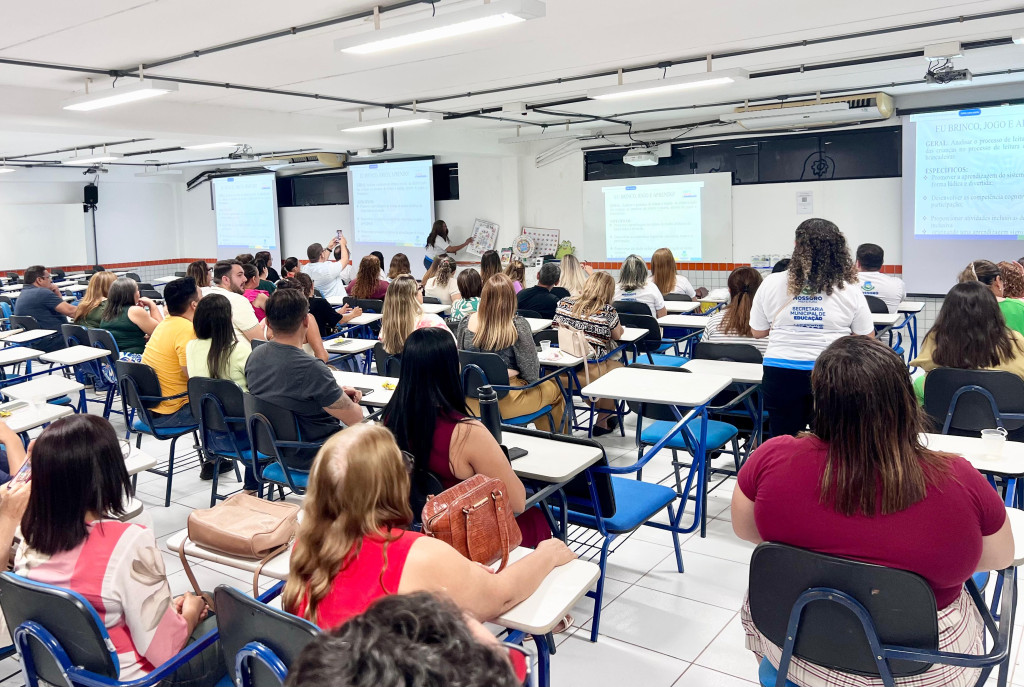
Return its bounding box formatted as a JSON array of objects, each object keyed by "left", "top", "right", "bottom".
[
  {"left": 424, "top": 220, "right": 471, "bottom": 270},
  {"left": 650, "top": 248, "right": 700, "bottom": 299},
  {"left": 613, "top": 255, "right": 667, "bottom": 318},
  {"left": 749, "top": 218, "right": 874, "bottom": 437}
]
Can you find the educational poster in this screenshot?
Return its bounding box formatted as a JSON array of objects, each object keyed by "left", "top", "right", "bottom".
[
  {"left": 500, "top": 247, "right": 512, "bottom": 266},
  {"left": 521, "top": 226, "right": 560, "bottom": 264},
  {"left": 467, "top": 218, "right": 500, "bottom": 257}
]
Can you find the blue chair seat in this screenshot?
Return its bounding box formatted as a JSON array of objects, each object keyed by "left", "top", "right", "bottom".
[
  {"left": 640, "top": 418, "right": 739, "bottom": 451},
  {"left": 262, "top": 463, "right": 309, "bottom": 489},
  {"left": 758, "top": 657, "right": 799, "bottom": 687},
  {"left": 47, "top": 396, "right": 72, "bottom": 406},
  {"left": 504, "top": 404, "right": 553, "bottom": 426},
  {"left": 133, "top": 417, "right": 200, "bottom": 437},
  {"left": 564, "top": 476, "right": 677, "bottom": 534},
  {"left": 629, "top": 354, "right": 688, "bottom": 368}
]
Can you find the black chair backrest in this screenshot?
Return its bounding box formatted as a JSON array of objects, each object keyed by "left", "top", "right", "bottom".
[
  {"left": 188, "top": 377, "right": 246, "bottom": 433},
  {"left": 865, "top": 295, "right": 889, "bottom": 314},
  {"left": 243, "top": 393, "right": 314, "bottom": 469},
  {"left": 50, "top": 268, "right": 66, "bottom": 281},
  {"left": 92, "top": 265, "right": 105, "bottom": 272},
  {"left": 125, "top": 272, "right": 142, "bottom": 282},
  {"left": 748, "top": 542, "right": 938, "bottom": 677},
  {"left": 214, "top": 586, "right": 319, "bottom": 687},
  {"left": 342, "top": 297, "right": 384, "bottom": 313},
  {"left": 517, "top": 309, "right": 541, "bottom": 319},
  {"left": 623, "top": 364, "right": 695, "bottom": 421},
  {"left": 693, "top": 342, "right": 763, "bottom": 364},
  {"left": 612, "top": 300, "right": 653, "bottom": 316},
  {"left": 140, "top": 289, "right": 162, "bottom": 300},
  {"left": 10, "top": 315, "right": 39, "bottom": 331},
  {"left": 617, "top": 312, "right": 663, "bottom": 354},
  {"left": 422, "top": 296, "right": 442, "bottom": 305},
  {"left": 136, "top": 283, "right": 154, "bottom": 291},
  {"left": 459, "top": 351, "right": 512, "bottom": 400},
  {"left": 6, "top": 272, "right": 19, "bottom": 284},
  {"left": 61, "top": 323, "right": 90, "bottom": 347},
  {"left": 372, "top": 342, "right": 401, "bottom": 377},
  {"left": 0, "top": 572, "right": 119, "bottom": 683},
  {"left": 664, "top": 293, "right": 692, "bottom": 302},
  {"left": 533, "top": 330, "right": 558, "bottom": 347},
  {"left": 923, "top": 368, "right": 1024, "bottom": 433},
  {"left": 87, "top": 327, "right": 120, "bottom": 362},
  {"left": 116, "top": 360, "right": 164, "bottom": 410},
  {"left": 0, "top": 295, "right": 12, "bottom": 307},
  {"left": 174, "top": 271, "right": 188, "bottom": 278}
]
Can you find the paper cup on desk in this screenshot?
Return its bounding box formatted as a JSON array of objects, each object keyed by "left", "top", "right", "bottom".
[
  {"left": 540, "top": 340, "right": 551, "bottom": 353},
  {"left": 981, "top": 427, "right": 1008, "bottom": 459}
]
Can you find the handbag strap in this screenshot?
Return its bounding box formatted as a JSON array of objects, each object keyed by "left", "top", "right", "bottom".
[
  {"left": 464, "top": 491, "right": 512, "bottom": 572},
  {"left": 252, "top": 542, "right": 290, "bottom": 598},
  {"left": 177, "top": 538, "right": 216, "bottom": 611}
]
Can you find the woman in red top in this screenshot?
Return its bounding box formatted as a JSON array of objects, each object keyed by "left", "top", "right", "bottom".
[
  {"left": 345, "top": 255, "right": 389, "bottom": 301},
  {"left": 283, "top": 423, "right": 575, "bottom": 630},
  {"left": 732, "top": 336, "right": 1013, "bottom": 687}
]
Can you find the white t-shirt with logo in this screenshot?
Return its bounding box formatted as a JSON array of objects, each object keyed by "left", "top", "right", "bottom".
[
  {"left": 857, "top": 271, "right": 906, "bottom": 313},
  {"left": 749, "top": 272, "right": 873, "bottom": 370},
  {"left": 614, "top": 281, "right": 665, "bottom": 317}
]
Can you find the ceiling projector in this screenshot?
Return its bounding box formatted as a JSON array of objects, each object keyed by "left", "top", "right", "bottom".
[{"left": 623, "top": 148, "right": 658, "bottom": 167}]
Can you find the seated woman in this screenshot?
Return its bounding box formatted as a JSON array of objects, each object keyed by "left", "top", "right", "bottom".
[
  {"left": 346, "top": 255, "right": 389, "bottom": 300},
  {"left": 999, "top": 260, "right": 1024, "bottom": 302},
  {"left": 651, "top": 247, "right": 704, "bottom": 299},
  {"left": 503, "top": 258, "right": 526, "bottom": 294},
  {"left": 187, "top": 294, "right": 251, "bottom": 391},
  {"left": 383, "top": 328, "right": 551, "bottom": 546},
  {"left": 269, "top": 279, "right": 330, "bottom": 363},
  {"left": 959, "top": 259, "right": 1024, "bottom": 336},
  {"left": 99, "top": 277, "right": 163, "bottom": 355},
  {"left": 280, "top": 257, "right": 301, "bottom": 280},
  {"left": 449, "top": 268, "right": 482, "bottom": 323},
  {"left": 456, "top": 274, "right": 566, "bottom": 433},
  {"left": 287, "top": 273, "right": 362, "bottom": 338},
  {"left": 614, "top": 254, "right": 667, "bottom": 318},
  {"left": 558, "top": 253, "right": 593, "bottom": 298},
  {"left": 379, "top": 275, "right": 451, "bottom": 355},
  {"left": 282, "top": 423, "right": 575, "bottom": 629},
  {"left": 552, "top": 271, "right": 624, "bottom": 435},
  {"left": 14, "top": 415, "right": 222, "bottom": 685},
  {"left": 186, "top": 260, "right": 213, "bottom": 297},
  {"left": 733, "top": 335, "right": 1013, "bottom": 687},
  {"left": 241, "top": 263, "right": 270, "bottom": 321},
  {"left": 910, "top": 280, "right": 1024, "bottom": 403},
  {"left": 72, "top": 270, "right": 116, "bottom": 328},
  {"left": 423, "top": 256, "right": 460, "bottom": 305},
  {"left": 700, "top": 266, "right": 768, "bottom": 354},
  {"left": 387, "top": 253, "right": 411, "bottom": 281},
  {"left": 479, "top": 250, "right": 502, "bottom": 283},
  {"left": 254, "top": 259, "right": 277, "bottom": 294}
]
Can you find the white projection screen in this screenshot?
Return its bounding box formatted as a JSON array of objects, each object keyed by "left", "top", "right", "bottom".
[
  {"left": 902, "top": 105, "right": 1024, "bottom": 295},
  {"left": 347, "top": 159, "right": 435, "bottom": 247},
  {"left": 582, "top": 172, "right": 734, "bottom": 262},
  {"left": 212, "top": 173, "right": 282, "bottom": 262}
]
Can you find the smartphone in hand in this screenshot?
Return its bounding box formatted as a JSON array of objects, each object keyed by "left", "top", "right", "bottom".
[{"left": 8, "top": 460, "right": 30, "bottom": 489}]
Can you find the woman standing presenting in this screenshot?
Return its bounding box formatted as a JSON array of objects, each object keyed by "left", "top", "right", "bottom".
[
  {"left": 749, "top": 218, "right": 873, "bottom": 437},
  {"left": 424, "top": 220, "right": 471, "bottom": 270}
]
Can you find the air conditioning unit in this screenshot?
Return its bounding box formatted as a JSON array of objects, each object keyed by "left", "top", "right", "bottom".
[
  {"left": 720, "top": 93, "right": 895, "bottom": 131},
  {"left": 259, "top": 152, "right": 346, "bottom": 172}
]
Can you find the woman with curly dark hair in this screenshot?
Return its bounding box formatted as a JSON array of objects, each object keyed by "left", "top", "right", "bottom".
[{"left": 749, "top": 218, "right": 874, "bottom": 436}]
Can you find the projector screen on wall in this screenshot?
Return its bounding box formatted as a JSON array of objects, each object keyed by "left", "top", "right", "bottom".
[
  {"left": 212, "top": 173, "right": 281, "bottom": 262},
  {"left": 582, "top": 172, "right": 734, "bottom": 262},
  {"left": 348, "top": 159, "right": 435, "bottom": 247},
  {"left": 902, "top": 105, "right": 1024, "bottom": 294}
]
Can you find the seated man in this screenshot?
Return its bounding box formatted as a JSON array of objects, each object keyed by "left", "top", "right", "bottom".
[
  {"left": 210, "top": 259, "right": 266, "bottom": 343},
  {"left": 245, "top": 289, "right": 363, "bottom": 470},
  {"left": 12, "top": 265, "right": 77, "bottom": 352},
  {"left": 855, "top": 243, "right": 906, "bottom": 313},
  {"left": 516, "top": 263, "right": 570, "bottom": 319}
]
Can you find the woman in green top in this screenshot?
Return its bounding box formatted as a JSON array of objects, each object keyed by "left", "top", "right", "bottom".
[
  {"left": 958, "top": 260, "right": 1024, "bottom": 336},
  {"left": 99, "top": 278, "right": 163, "bottom": 354},
  {"left": 449, "top": 268, "right": 482, "bottom": 323},
  {"left": 255, "top": 259, "right": 276, "bottom": 294},
  {"left": 185, "top": 294, "right": 251, "bottom": 391}
]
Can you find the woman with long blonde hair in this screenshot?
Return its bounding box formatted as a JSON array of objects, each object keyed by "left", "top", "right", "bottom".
[
  {"left": 186, "top": 260, "right": 211, "bottom": 292},
  {"left": 558, "top": 253, "right": 592, "bottom": 297},
  {"left": 283, "top": 424, "right": 575, "bottom": 629},
  {"left": 73, "top": 271, "right": 117, "bottom": 327},
  {"left": 379, "top": 275, "right": 450, "bottom": 355},
  {"left": 423, "top": 255, "right": 460, "bottom": 305},
  {"left": 553, "top": 271, "right": 624, "bottom": 435},
  {"left": 456, "top": 274, "right": 566, "bottom": 432},
  {"left": 503, "top": 258, "right": 526, "bottom": 294},
  {"left": 650, "top": 247, "right": 698, "bottom": 298}
]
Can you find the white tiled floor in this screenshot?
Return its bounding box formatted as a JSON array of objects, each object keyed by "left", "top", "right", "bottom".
[{"left": 1, "top": 388, "right": 1021, "bottom": 687}]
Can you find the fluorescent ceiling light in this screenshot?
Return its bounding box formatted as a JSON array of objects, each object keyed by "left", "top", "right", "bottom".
[
  {"left": 339, "top": 112, "right": 439, "bottom": 133},
  {"left": 1013, "top": 29, "right": 1023, "bottom": 45},
  {"left": 136, "top": 168, "right": 183, "bottom": 177},
  {"left": 499, "top": 128, "right": 594, "bottom": 144},
  {"left": 723, "top": 103, "right": 850, "bottom": 124},
  {"left": 588, "top": 68, "right": 748, "bottom": 101},
  {"left": 335, "top": 0, "right": 545, "bottom": 54},
  {"left": 63, "top": 152, "right": 123, "bottom": 166},
  {"left": 183, "top": 142, "right": 238, "bottom": 150},
  {"left": 63, "top": 79, "right": 179, "bottom": 112},
  {"left": 0, "top": 167, "right": 16, "bottom": 174}
]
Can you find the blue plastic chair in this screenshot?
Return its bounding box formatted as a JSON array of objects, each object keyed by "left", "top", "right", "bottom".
[
  {"left": 86, "top": 328, "right": 124, "bottom": 419},
  {"left": 188, "top": 377, "right": 249, "bottom": 507},
  {"left": 243, "top": 393, "right": 324, "bottom": 497},
  {"left": 749, "top": 542, "right": 1015, "bottom": 687},
  {"left": 617, "top": 312, "right": 699, "bottom": 366},
  {"left": 459, "top": 351, "right": 562, "bottom": 431},
  {"left": 0, "top": 572, "right": 221, "bottom": 687}
]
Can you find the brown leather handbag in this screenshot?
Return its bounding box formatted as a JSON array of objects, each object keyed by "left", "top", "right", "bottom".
[
  {"left": 177, "top": 493, "right": 300, "bottom": 603},
  {"left": 421, "top": 474, "right": 522, "bottom": 571}
]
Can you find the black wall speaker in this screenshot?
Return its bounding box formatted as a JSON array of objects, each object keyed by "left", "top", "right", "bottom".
[{"left": 84, "top": 184, "right": 98, "bottom": 206}]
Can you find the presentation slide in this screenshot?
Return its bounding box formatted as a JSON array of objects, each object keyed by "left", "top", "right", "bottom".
[
  {"left": 213, "top": 173, "right": 281, "bottom": 261},
  {"left": 348, "top": 159, "right": 435, "bottom": 246},
  {"left": 603, "top": 181, "right": 704, "bottom": 260},
  {"left": 902, "top": 105, "right": 1024, "bottom": 294}
]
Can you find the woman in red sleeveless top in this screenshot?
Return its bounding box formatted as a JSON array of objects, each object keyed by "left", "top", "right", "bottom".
[
  {"left": 382, "top": 327, "right": 552, "bottom": 547},
  {"left": 283, "top": 424, "right": 575, "bottom": 630}
]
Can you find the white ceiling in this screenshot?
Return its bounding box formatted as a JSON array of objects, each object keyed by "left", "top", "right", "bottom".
[{"left": 1, "top": 0, "right": 1023, "bottom": 167}]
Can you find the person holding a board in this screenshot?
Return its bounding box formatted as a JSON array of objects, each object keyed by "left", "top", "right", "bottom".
[{"left": 424, "top": 220, "right": 471, "bottom": 270}]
